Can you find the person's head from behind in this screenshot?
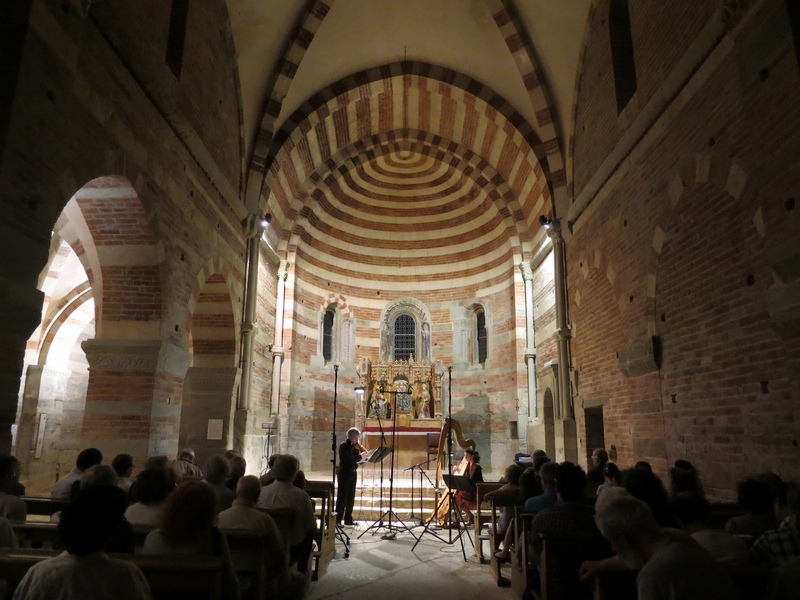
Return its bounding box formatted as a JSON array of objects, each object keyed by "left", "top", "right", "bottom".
[
  {"left": 621, "top": 467, "right": 670, "bottom": 525},
  {"left": 0, "top": 456, "right": 16, "bottom": 492},
  {"left": 595, "top": 487, "right": 661, "bottom": 569},
  {"left": 670, "top": 461, "right": 703, "bottom": 496},
  {"left": 757, "top": 472, "right": 788, "bottom": 519},
  {"left": 58, "top": 485, "right": 128, "bottom": 555},
  {"left": 223, "top": 449, "right": 239, "bottom": 461},
  {"left": 603, "top": 463, "right": 621, "bottom": 486},
  {"left": 634, "top": 461, "right": 652, "bottom": 472},
  {"left": 787, "top": 483, "right": 800, "bottom": 530},
  {"left": 591, "top": 448, "right": 608, "bottom": 467},
  {"left": 135, "top": 467, "right": 176, "bottom": 505},
  {"left": 236, "top": 475, "right": 262, "bottom": 504},
  {"left": 160, "top": 480, "right": 217, "bottom": 541},
  {"left": 267, "top": 454, "right": 280, "bottom": 470},
  {"left": 204, "top": 455, "right": 230, "bottom": 485},
  {"left": 532, "top": 449, "right": 547, "bottom": 460},
  {"left": 540, "top": 461, "right": 559, "bottom": 490},
  {"left": 179, "top": 448, "right": 195, "bottom": 462},
  {"left": 671, "top": 492, "right": 711, "bottom": 532},
  {"left": 76, "top": 447, "right": 103, "bottom": 472},
  {"left": 228, "top": 455, "right": 246, "bottom": 480},
  {"left": 81, "top": 464, "right": 119, "bottom": 489},
  {"left": 533, "top": 455, "right": 551, "bottom": 475},
  {"left": 272, "top": 454, "right": 300, "bottom": 483},
  {"left": 555, "top": 461, "right": 586, "bottom": 502},
  {"left": 144, "top": 455, "right": 169, "bottom": 470},
  {"left": 504, "top": 463, "right": 524, "bottom": 486},
  {"left": 111, "top": 454, "right": 134, "bottom": 479},
  {"left": 737, "top": 478, "right": 774, "bottom": 514},
  {"left": 518, "top": 468, "right": 539, "bottom": 500}
]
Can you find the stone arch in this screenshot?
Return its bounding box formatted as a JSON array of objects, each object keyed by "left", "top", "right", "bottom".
[
  {"left": 315, "top": 293, "right": 355, "bottom": 367},
  {"left": 463, "top": 299, "right": 492, "bottom": 367},
  {"left": 279, "top": 132, "right": 533, "bottom": 265},
  {"left": 262, "top": 63, "right": 555, "bottom": 245},
  {"left": 379, "top": 297, "right": 432, "bottom": 362}
]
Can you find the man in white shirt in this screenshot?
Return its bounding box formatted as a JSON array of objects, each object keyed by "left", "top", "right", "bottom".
[
  {"left": 51, "top": 448, "right": 103, "bottom": 500},
  {"left": 257, "top": 455, "right": 316, "bottom": 574}
]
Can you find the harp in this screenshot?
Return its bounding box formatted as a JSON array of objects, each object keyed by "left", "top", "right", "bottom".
[{"left": 431, "top": 418, "right": 475, "bottom": 525}]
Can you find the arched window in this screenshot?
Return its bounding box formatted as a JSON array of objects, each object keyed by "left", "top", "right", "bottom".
[
  {"left": 476, "top": 310, "right": 487, "bottom": 364},
  {"left": 609, "top": 0, "right": 637, "bottom": 113},
  {"left": 322, "top": 307, "right": 335, "bottom": 362},
  {"left": 394, "top": 314, "right": 416, "bottom": 361}
]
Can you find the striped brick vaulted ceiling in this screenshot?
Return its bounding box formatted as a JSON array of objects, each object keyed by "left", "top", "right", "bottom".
[{"left": 262, "top": 65, "right": 553, "bottom": 301}]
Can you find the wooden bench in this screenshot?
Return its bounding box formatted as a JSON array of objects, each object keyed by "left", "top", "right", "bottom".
[
  {"left": 0, "top": 548, "right": 224, "bottom": 600},
  {"left": 510, "top": 507, "right": 537, "bottom": 598},
  {"left": 11, "top": 521, "right": 60, "bottom": 549},
  {"left": 305, "top": 479, "right": 336, "bottom": 580},
  {"left": 21, "top": 496, "right": 69, "bottom": 517},
  {"left": 474, "top": 482, "right": 504, "bottom": 562}
]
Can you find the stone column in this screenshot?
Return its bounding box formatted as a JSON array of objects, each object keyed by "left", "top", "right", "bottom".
[
  {"left": 238, "top": 219, "right": 264, "bottom": 412},
  {"left": 181, "top": 366, "right": 240, "bottom": 462},
  {"left": 520, "top": 262, "right": 537, "bottom": 421},
  {"left": 81, "top": 339, "right": 191, "bottom": 464},
  {"left": 271, "top": 265, "right": 288, "bottom": 416},
  {"left": 547, "top": 220, "right": 578, "bottom": 462}
]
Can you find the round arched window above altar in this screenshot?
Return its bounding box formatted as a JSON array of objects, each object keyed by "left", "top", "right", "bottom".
[{"left": 394, "top": 314, "right": 416, "bottom": 361}]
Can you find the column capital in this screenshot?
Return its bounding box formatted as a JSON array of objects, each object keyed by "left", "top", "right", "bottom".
[
  {"left": 524, "top": 347, "right": 537, "bottom": 360},
  {"left": 519, "top": 262, "right": 533, "bottom": 281},
  {"left": 271, "top": 346, "right": 285, "bottom": 359},
  {"left": 81, "top": 339, "right": 192, "bottom": 378}
]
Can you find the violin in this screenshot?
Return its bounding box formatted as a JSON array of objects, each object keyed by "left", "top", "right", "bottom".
[{"left": 354, "top": 442, "right": 367, "bottom": 454}]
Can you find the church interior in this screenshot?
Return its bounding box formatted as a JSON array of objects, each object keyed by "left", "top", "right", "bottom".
[{"left": 2, "top": 0, "right": 800, "bottom": 573}]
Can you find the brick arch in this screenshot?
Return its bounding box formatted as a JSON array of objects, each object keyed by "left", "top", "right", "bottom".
[
  {"left": 644, "top": 154, "right": 749, "bottom": 334},
  {"left": 278, "top": 131, "right": 536, "bottom": 265},
  {"left": 186, "top": 258, "right": 241, "bottom": 366},
  {"left": 262, "top": 63, "right": 554, "bottom": 243},
  {"left": 36, "top": 282, "right": 93, "bottom": 368},
  {"left": 318, "top": 293, "right": 352, "bottom": 318},
  {"left": 482, "top": 0, "right": 567, "bottom": 205}
]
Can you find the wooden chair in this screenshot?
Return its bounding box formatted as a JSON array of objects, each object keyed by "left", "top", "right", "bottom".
[
  {"left": 473, "top": 482, "right": 504, "bottom": 562},
  {"left": 427, "top": 433, "right": 439, "bottom": 464},
  {"left": 305, "top": 480, "right": 336, "bottom": 580},
  {"left": 487, "top": 495, "right": 517, "bottom": 587}
]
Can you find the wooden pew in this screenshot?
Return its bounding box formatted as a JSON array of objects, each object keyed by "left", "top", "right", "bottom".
[
  {"left": 540, "top": 530, "right": 613, "bottom": 600},
  {"left": 21, "top": 496, "right": 69, "bottom": 517},
  {"left": 474, "top": 482, "right": 504, "bottom": 562},
  {"left": 487, "top": 495, "right": 518, "bottom": 587},
  {"left": 0, "top": 548, "right": 224, "bottom": 600},
  {"left": 510, "top": 508, "right": 537, "bottom": 598},
  {"left": 11, "top": 521, "right": 60, "bottom": 549},
  {"left": 305, "top": 480, "right": 336, "bottom": 580}
]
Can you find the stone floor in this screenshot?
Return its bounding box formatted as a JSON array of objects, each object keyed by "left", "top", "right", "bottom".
[{"left": 307, "top": 520, "right": 516, "bottom": 600}]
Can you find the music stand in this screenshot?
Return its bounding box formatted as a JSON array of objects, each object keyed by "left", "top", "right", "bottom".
[
  {"left": 412, "top": 366, "right": 472, "bottom": 561},
  {"left": 359, "top": 386, "right": 419, "bottom": 541}
]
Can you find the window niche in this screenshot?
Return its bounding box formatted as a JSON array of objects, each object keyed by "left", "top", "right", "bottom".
[
  {"left": 379, "top": 297, "right": 432, "bottom": 363},
  {"left": 317, "top": 303, "right": 355, "bottom": 367}
]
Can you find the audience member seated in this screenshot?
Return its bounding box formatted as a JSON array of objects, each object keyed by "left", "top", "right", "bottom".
[
  {"left": 76, "top": 465, "right": 134, "bottom": 553},
  {"left": 225, "top": 455, "right": 247, "bottom": 492},
  {"left": 257, "top": 454, "right": 316, "bottom": 575},
  {"left": 259, "top": 455, "right": 279, "bottom": 487},
  {"left": 594, "top": 487, "right": 737, "bottom": 600},
  {"left": 218, "top": 476, "right": 305, "bottom": 598},
  {"left": 672, "top": 491, "right": 748, "bottom": 565},
  {"left": 760, "top": 472, "right": 791, "bottom": 525},
  {"left": 142, "top": 480, "right": 240, "bottom": 600},
  {"left": 6, "top": 456, "right": 25, "bottom": 496},
  {"left": 0, "top": 516, "right": 17, "bottom": 548},
  {"left": 596, "top": 463, "right": 621, "bottom": 496},
  {"left": 484, "top": 463, "right": 524, "bottom": 534},
  {"left": 586, "top": 448, "right": 608, "bottom": 485},
  {"left": 0, "top": 456, "right": 26, "bottom": 521},
  {"left": 766, "top": 555, "right": 800, "bottom": 600},
  {"left": 634, "top": 461, "right": 652, "bottom": 472},
  {"left": 51, "top": 447, "right": 102, "bottom": 500},
  {"left": 112, "top": 454, "right": 135, "bottom": 494},
  {"left": 669, "top": 459, "right": 705, "bottom": 499},
  {"left": 621, "top": 467, "right": 675, "bottom": 527},
  {"left": 125, "top": 466, "right": 177, "bottom": 527},
  {"left": 14, "top": 486, "right": 151, "bottom": 600},
  {"left": 205, "top": 455, "right": 235, "bottom": 510},
  {"left": 128, "top": 455, "right": 168, "bottom": 501},
  {"left": 169, "top": 448, "right": 203, "bottom": 479},
  {"left": 524, "top": 462, "right": 599, "bottom": 598},
  {"left": 751, "top": 483, "right": 800, "bottom": 566},
  {"left": 726, "top": 477, "right": 779, "bottom": 537}
]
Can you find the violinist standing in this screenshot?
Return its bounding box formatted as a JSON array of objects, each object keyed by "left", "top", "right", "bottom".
[{"left": 336, "top": 427, "right": 366, "bottom": 526}]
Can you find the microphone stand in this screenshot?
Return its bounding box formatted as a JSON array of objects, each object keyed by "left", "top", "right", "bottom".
[
  {"left": 412, "top": 366, "right": 470, "bottom": 560},
  {"left": 330, "top": 365, "right": 350, "bottom": 558},
  {"left": 403, "top": 455, "right": 437, "bottom": 527}
]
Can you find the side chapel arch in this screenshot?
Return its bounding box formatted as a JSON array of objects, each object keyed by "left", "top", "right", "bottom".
[{"left": 379, "top": 298, "right": 432, "bottom": 363}]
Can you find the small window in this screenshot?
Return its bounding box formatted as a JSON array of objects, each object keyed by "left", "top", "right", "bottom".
[
  {"left": 166, "top": 0, "right": 190, "bottom": 79},
  {"left": 609, "top": 0, "right": 637, "bottom": 113},
  {"left": 476, "top": 311, "right": 487, "bottom": 364},
  {"left": 322, "top": 308, "right": 334, "bottom": 361},
  {"left": 394, "top": 314, "right": 416, "bottom": 361}
]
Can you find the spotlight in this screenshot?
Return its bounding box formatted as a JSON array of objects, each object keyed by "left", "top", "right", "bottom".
[
  {"left": 539, "top": 215, "right": 551, "bottom": 229},
  {"left": 261, "top": 213, "right": 272, "bottom": 228}
]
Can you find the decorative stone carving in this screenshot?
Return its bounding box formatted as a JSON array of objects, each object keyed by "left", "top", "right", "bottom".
[
  {"left": 82, "top": 339, "right": 192, "bottom": 377},
  {"left": 379, "top": 297, "right": 432, "bottom": 362},
  {"left": 519, "top": 262, "right": 534, "bottom": 281}
]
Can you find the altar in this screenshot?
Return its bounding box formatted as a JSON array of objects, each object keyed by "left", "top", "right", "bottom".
[{"left": 355, "top": 357, "right": 445, "bottom": 468}]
